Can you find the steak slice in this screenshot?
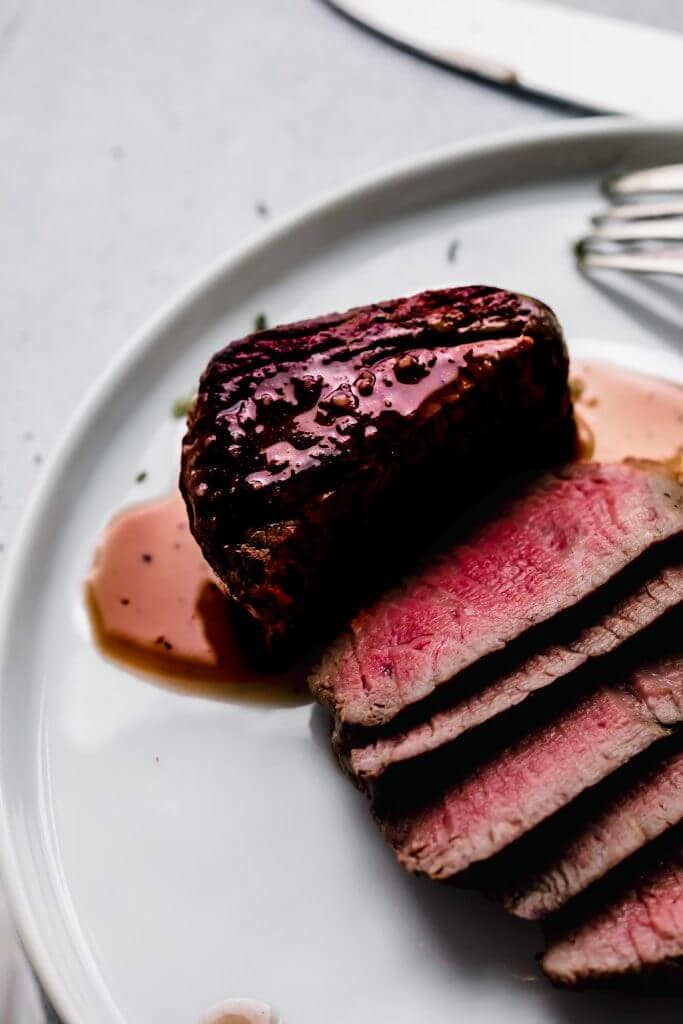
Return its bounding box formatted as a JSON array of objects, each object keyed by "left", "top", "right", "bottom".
[
  {"left": 181, "top": 286, "right": 574, "bottom": 653},
  {"left": 380, "top": 648, "right": 682, "bottom": 881},
  {"left": 542, "top": 832, "right": 683, "bottom": 990},
  {"left": 505, "top": 738, "right": 683, "bottom": 920},
  {"left": 343, "top": 561, "right": 683, "bottom": 783},
  {"left": 312, "top": 462, "right": 683, "bottom": 728}
]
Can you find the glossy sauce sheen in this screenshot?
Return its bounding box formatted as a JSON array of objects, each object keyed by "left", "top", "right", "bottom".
[
  {"left": 181, "top": 287, "right": 557, "bottom": 518},
  {"left": 87, "top": 360, "right": 682, "bottom": 693},
  {"left": 243, "top": 336, "right": 522, "bottom": 489}
]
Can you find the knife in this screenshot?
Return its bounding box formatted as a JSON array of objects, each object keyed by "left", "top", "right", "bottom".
[{"left": 326, "top": 0, "right": 683, "bottom": 120}]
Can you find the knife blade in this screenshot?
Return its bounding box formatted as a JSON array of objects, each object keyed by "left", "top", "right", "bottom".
[{"left": 327, "top": 0, "right": 683, "bottom": 120}]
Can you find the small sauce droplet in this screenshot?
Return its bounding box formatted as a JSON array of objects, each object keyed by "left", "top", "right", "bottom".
[
  {"left": 201, "top": 998, "right": 280, "bottom": 1024},
  {"left": 86, "top": 493, "right": 313, "bottom": 705}
]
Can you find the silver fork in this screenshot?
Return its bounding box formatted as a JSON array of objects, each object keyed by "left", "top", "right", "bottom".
[{"left": 576, "top": 163, "right": 683, "bottom": 276}]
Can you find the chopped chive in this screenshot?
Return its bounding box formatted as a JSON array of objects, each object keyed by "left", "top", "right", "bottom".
[
  {"left": 135, "top": 470, "right": 148, "bottom": 483},
  {"left": 172, "top": 395, "right": 193, "bottom": 419},
  {"left": 254, "top": 312, "right": 268, "bottom": 332}
]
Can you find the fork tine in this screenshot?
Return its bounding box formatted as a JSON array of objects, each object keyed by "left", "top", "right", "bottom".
[
  {"left": 606, "top": 164, "right": 683, "bottom": 197},
  {"left": 586, "top": 220, "right": 683, "bottom": 243},
  {"left": 580, "top": 163, "right": 683, "bottom": 276},
  {"left": 575, "top": 241, "right": 683, "bottom": 276},
  {"left": 592, "top": 200, "right": 683, "bottom": 224}
]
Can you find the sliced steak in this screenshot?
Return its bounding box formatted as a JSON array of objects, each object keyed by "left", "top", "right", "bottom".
[
  {"left": 181, "top": 286, "right": 574, "bottom": 654},
  {"left": 312, "top": 462, "right": 683, "bottom": 728},
  {"left": 505, "top": 738, "right": 683, "bottom": 920},
  {"left": 380, "top": 648, "right": 682, "bottom": 881},
  {"left": 542, "top": 831, "right": 683, "bottom": 990},
  {"left": 344, "top": 561, "right": 683, "bottom": 783}
]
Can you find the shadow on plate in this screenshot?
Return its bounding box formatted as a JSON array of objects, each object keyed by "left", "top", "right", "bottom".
[
  {"left": 308, "top": 701, "right": 339, "bottom": 763},
  {"left": 580, "top": 271, "right": 683, "bottom": 349}
]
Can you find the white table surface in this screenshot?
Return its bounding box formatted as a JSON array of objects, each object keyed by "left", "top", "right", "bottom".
[{"left": 1, "top": 1, "right": 681, "bottom": 1020}]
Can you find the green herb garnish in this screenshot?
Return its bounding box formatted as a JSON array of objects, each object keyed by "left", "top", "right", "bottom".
[
  {"left": 135, "top": 470, "right": 148, "bottom": 483},
  {"left": 172, "top": 395, "right": 194, "bottom": 419},
  {"left": 254, "top": 312, "right": 268, "bottom": 332}
]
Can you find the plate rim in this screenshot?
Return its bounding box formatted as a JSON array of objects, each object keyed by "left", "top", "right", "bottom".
[{"left": 2, "top": 114, "right": 682, "bottom": 1023}]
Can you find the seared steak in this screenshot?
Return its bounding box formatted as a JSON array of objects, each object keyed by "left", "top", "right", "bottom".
[
  {"left": 181, "top": 286, "right": 574, "bottom": 653},
  {"left": 342, "top": 561, "right": 683, "bottom": 783},
  {"left": 380, "top": 648, "right": 682, "bottom": 881},
  {"left": 542, "top": 829, "right": 683, "bottom": 989},
  {"left": 312, "top": 462, "right": 683, "bottom": 729},
  {"left": 505, "top": 737, "right": 683, "bottom": 919}
]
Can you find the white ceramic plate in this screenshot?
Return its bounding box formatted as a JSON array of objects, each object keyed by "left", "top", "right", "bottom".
[{"left": 2, "top": 119, "right": 683, "bottom": 1024}]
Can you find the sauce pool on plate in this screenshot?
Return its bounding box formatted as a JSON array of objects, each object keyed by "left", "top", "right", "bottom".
[
  {"left": 86, "top": 359, "right": 682, "bottom": 694},
  {"left": 573, "top": 359, "right": 682, "bottom": 471},
  {"left": 86, "top": 493, "right": 311, "bottom": 703}
]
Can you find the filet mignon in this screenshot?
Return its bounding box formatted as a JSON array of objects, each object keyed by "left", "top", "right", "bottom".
[
  {"left": 380, "top": 646, "right": 682, "bottom": 881},
  {"left": 180, "top": 285, "right": 574, "bottom": 654},
  {"left": 343, "top": 560, "right": 683, "bottom": 784},
  {"left": 542, "top": 829, "right": 683, "bottom": 990},
  {"left": 505, "top": 737, "right": 683, "bottom": 920},
  {"left": 311, "top": 462, "right": 683, "bottom": 729}
]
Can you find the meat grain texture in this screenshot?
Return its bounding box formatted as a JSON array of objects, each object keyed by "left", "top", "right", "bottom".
[
  {"left": 505, "top": 738, "right": 683, "bottom": 920},
  {"left": 381, "top": 650, "right": 682, "bottom": 879},
  {"left": 344, "top": 561, "right": 683, "bottom": 783},
  {"left": 313, "top": 461, "right": 683, "bottom": 729},
  {"left": 543, "top": 838, "right": 683, "bottom": 989}
]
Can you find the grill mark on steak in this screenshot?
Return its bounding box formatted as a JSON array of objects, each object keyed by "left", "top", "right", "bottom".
[
  {"left": 312, "top": 462, "right": 683, "bottom": 728},
  {"left": 378, "top": 639, "right": 682, "bottom": 881},
  {"left": 542, "top": 823, "right": 683, "bottom": 990},
  {"left": 504, "top": 736, "right": 683, "bottom": 919},
  {"left": 181, "top": 286, "right": 574, "bottom": 653},
  {"left": 342, "top": 558, "right": 683, "bottom": 783}
]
